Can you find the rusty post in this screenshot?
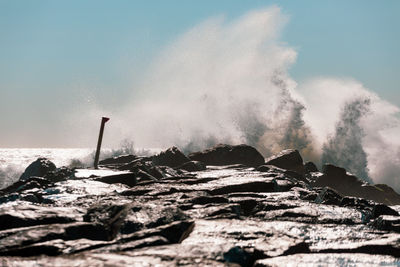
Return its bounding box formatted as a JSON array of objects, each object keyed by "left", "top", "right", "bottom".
[{"left": 94, "top": 116, "right": 110, "bottom": 169}]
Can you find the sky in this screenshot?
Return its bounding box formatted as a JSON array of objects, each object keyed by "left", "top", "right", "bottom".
[{"left": 0, "top": 0, "right": 399, "bottom": 148}]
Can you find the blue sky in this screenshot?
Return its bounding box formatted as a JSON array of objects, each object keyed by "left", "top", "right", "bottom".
[{"left": 0, "top": 0, "right": 399, "bottom": 147}]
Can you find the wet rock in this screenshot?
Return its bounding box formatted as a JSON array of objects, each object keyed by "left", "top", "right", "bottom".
[
  {"left": 0, "top": 204, "right": 81, "bottom": 231},
  {"left": 4, "top": 147, "right": 400, "bottom": 265},
  {"left": 265, "top": 149, "right": 305, "bottom": 174},
  {"left": 99, "top": 154, "right": 137, "bottom": 166},
  {"left": 254, "top": 253, "right": 400, "bottom": 267},
  {"left": 177, "top": 160, "right": 206, "bottom": 172},
  {"left": 0, "top": 222, "right": 111, "bottom": 256},
  {"left": 152, "top": 147, "right": 191, "bottom": 168},
  {"left": 304, "top": 161, "right": 318, "bottom": 173},
  {"left": 0, "top": 176, "right": 52, "bottom": 195},
  {"left": 314, "top": 164, "right": 400, "bottom": 205},
  {"left": 44, "top": 167, "right": 74, "bottom": 182},
  {"left": 19, "top": 158, "right": 56, "bottom": 181},
  {"left": 314, "top": 187, "right": 343, "bottom": 205},
  {"left": 210, "top": 180, "right": 278, "bottom": 195},
  {"left": 224, "top": 246, "right": 265, "bottom": 267},
  {"left": 371, "top": 215, "right": 400, "bottom": 232},
  {"left": 188, "top": 144, "right": 265, "bottom": 167},
  {"left": 95, "top": 172, "right": 137, "bottom": 187}
]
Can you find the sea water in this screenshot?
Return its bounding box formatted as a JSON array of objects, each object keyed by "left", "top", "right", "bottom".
[{"left": 0, "top": 148, "right": 93, "bottom": 189}]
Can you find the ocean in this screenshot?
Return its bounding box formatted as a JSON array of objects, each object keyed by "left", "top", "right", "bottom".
[
  {"left": 0, "top": 147, "right": 161, "bottom": 189},
  {"left": 0, "top": 148, "right": 93, "bottom": 189}
]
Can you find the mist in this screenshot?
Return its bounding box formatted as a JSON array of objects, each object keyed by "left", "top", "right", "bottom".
[{"left": 68, "top": 7, "right": 400, "bottom": 191}]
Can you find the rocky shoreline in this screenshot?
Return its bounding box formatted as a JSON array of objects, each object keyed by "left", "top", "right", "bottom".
[{"left": 1, "top": 144, "right": 400, "bottom": 266}]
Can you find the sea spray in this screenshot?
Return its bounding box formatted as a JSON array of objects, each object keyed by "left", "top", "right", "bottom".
[
  {"left": 322, "top": 97, "right": 371, "bottom": 182},
  {"left": 62, "top": 7, "right": 400, "bottom": 192}
]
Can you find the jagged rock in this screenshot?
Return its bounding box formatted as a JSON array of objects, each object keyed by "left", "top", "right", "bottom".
[
  {"left": 224, "top": 246, "right": 265, "bottom": 266},
  {"left": 19, "top": 158, "right": 56, "bottom": 181},
  {"left": 0, "top": 204, "right": 81, "bottom": 231},
  {"left": 96, "top": 172, "right": 137, "bottom": 187},
  {"left": 99, "top": 154, "right": 137, "bottom": 165},
  {"left": 188, "top": 144, "right": 265, "bottom": 167},
  {"left": 314, "top": 187, "right": 343, "bottom": 205},
  {"left": 304, "top": 161, "right": 318, "bottom": 173},
  {"left": 313, "top": 164, "right": 400, "bottom": 205},
  {"left": 4, "top": 147, "right": 400, "bottom": 265},
  {"left": 177, "top": 161, "right": 206, "bottom": 172},
  {"left": 44, "top": 167, "right": 74, "bottom": 182},
  {"left": 371, "top": 215, "right": 400, "bottom": 232},
  {"left": 152, "top": 147, "right": 191, "bottom": 168},
  {"left": 265, "top": 149, "right": 305, "bottom": 174},
  {"left": 0, "top": 176, "right": 52, "bottom": 195}
]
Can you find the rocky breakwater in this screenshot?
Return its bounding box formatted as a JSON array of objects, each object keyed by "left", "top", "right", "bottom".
[{"left": 0, "top": 144, "right": 400, "bottom": 266}]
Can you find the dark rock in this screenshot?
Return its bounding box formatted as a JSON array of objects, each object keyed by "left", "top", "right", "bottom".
[
  {"left": 373, "top": 204, "right": 399, "bottom": 218},
  {"left": 0, "top": 204, "right": 79, "bottom": 231},
  {"left": 192, "top": 196, "right": 229, "bottom": 205},
  {"left": 315, "top": 187, "right": 343, "bottom": 205},
  {"left": 265, "top": 149, "right": 305, "bottom": 174},
  {"left": 0, "top": 176, "right": 52, "bottom": 195},
  {"left": 43, "top": 167, "right": 74, "bottom": 182},
  {"left": 5, "top": 147, "right": 400, "bottom": 265},
  {"left": 188, "top": 144, "right": 265, "bottom": 167},
  {"left": 257, "top": 165, "right": 273, "bottom": 172},
  {"left": 96, "top": 172, "right": 137, "bottom": 187},
  {"left": 223, "top": 246, "right": 265, "bottom": 267},
  {"left": 99, "top": 154, "right": 137, "bottom": 165},
  {"left": 371, "top": 215, "right": 400, "bottom": 232},
  {"left": 177, "top": 161, "right": 206, "bottom": 172},
  {"left": 304, "top": 161, "right": 318, "bottom": 173},
  {"left": 152, "top": 147, "right": 191, "bottom": 168},
  {"left": 313, "top": 164, "right": 400, "bottom": 205},
  {"left": 19, "top": 158, "right": 56, "bottom": 181}
]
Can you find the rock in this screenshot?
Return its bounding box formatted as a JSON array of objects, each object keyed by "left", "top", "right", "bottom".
[
  {"left": 0, "top": 176, "right": 52, "bottom": 195},
  {"left": 19, "top": 158, "right": 56, "bottom": 181},
  {"left": 0, "top": 204, "right": 80, "bottom": 231},
  {"left": 254, "top": 253, "right": 400, "bottom": 267},
  {"left": 313, "top": 164, "right": 400, "bottom": 205},
  {"left": 371, "top": 215, "right": 400, "bottom": 232},
  {"left": 210, "top": 180, "right": 279, "bottom": 195},
  {"left": 44, "top": 167, "right": 74, "bottom": 182},
  {"left": 99, "top": 154, "right": 137, "bottom": 165},
  {"left": 188, "top": 144, "right": 265, "bottom": 167},
  {"left": 304, "top": 161, "right": 318, "bottom": 173},
  {"left": 152, "top": 147, "right": 191, "bottom": 168},
  {"left": 223, "top": 246, "right": 265, "bottom": 266},
  {"left": 5, "top": 147, "right": 400, "bottom": 265},
  {"left": 265, "top": 149, "right": 305, "bottom": 174},
  {"left": 177, "top": 161, "right": 206, "bottom": 172},
  {"left": 96, "top": 172, "right": 137, "bottom": 187},
  {"left": 314, "top": 187, "right": 343, "bottom": 205}
]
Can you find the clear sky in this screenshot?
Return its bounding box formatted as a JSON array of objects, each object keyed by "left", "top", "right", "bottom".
[{"left": 0, "top": 0, "right": 399, "bottom": 147}]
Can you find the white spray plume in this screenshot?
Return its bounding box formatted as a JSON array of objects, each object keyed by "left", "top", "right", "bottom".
[{"left": 68, "top": 6, "right": 400, "bottom": 192}]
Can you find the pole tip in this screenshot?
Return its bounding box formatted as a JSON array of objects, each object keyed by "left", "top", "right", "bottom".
[{"left": 102, "top": 117, "right": 110, "bottom": 123}]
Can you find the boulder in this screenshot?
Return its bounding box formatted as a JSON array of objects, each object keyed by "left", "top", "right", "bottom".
[
  {"left": 19, "top": 158, "right": 56, "bottom": 181},
  {"left": 177, "top": 161, "right": 206, "bottom": 172},
  {"left": 96, "top": 172, "right": 137, "bottom": 187},
  {"left": 152, "top": 147, "right": 191, "bottom": 168},
  {"left": 265, "top": 150, "right": 305, "bottom": 174},
  {"left": 188, "top": 144, "right": 265, "bottom": 167},
  {"left": 304, "top": 161, "right": 319, "bottom": 173},
  {"left": 313, "top": 164, "right": 400, "bottom": 205},
  {"left": 99, "top": 155, "right": 137, "bottom": 165}
]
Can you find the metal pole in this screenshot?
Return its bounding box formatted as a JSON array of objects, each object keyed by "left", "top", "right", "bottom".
[{"left": 94, "top": 116, "right": 110, "bottom": 169}]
